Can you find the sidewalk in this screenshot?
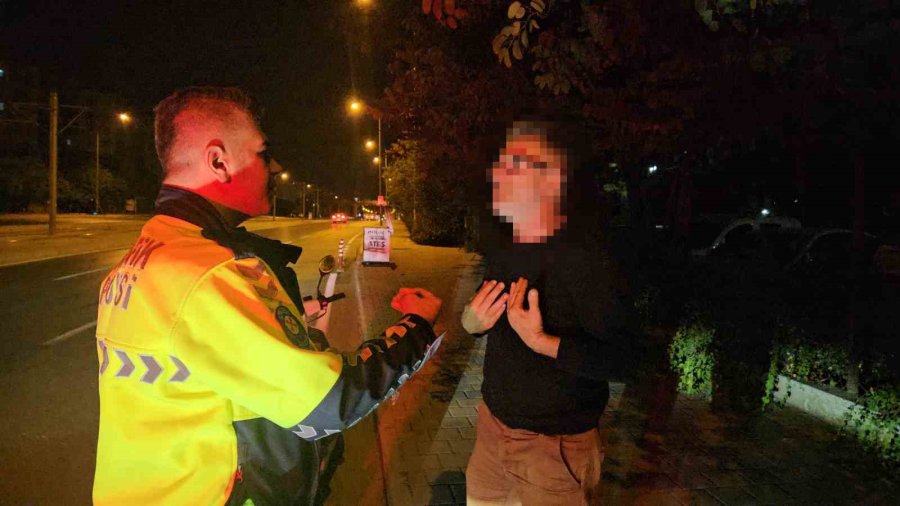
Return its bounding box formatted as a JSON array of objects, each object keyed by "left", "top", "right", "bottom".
[
  {"left": 329, "top": 223, "right": 900, "bottom": 505},
  {"left": 0, "top": 213, "right": 322, "bottom": 267}
]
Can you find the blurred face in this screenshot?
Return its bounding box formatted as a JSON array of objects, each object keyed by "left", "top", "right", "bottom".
[{"left": 491, "top": 132, "right": 567, "bottom": 243}]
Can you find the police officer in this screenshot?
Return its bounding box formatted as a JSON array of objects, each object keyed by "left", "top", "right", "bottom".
[{"left": 93, "top": 86, "right": 443, "bottom": 505}]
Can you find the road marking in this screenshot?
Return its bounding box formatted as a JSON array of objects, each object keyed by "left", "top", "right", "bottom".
[
  {"left": 0, "top": 246, "right": 131, "bottom": 269},
  {"left": 346, "top": 232, "right": 361, "bottom": 249},
  {"left": 43, "top": 321, "right": 97, "bottom": 346},
  {"left": 54, "top": 266, "right": 110, "bottom": 281},
  {"left": 352, "top": 250, "right": 368, "bottom": 344}
]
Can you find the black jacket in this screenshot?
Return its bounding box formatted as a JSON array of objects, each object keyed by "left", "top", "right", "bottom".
[{"left": 479, "top": 236, "right": 637, "bottom": 435}]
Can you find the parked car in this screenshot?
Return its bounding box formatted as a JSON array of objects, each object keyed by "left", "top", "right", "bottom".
[
  {"left": 785, "top": 229, "right": 880, "bottom": 273},
  {"left": 691, "top": 216, "right": 802, "bottom": 257},
  {"left": 871, "top": 244, "right": 900, "bottom": 284}
]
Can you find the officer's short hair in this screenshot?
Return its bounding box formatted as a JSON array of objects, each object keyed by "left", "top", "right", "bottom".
[{"left": 154, "top": 86, "right": 262, "bottom": 172}]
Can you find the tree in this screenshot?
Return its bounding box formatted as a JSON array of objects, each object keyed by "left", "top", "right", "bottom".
[{"left": 382, "top": 4, "right": 545, "bottom": 245}]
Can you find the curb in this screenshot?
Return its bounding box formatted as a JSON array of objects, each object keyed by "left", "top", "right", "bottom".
[{"left": 773, "top": 375, "right": 856, "bottom": 426}]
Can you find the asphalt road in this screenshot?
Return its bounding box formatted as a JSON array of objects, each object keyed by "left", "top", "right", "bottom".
[{"left": 0, "top": 219, "right": 369, "bottom": 505}]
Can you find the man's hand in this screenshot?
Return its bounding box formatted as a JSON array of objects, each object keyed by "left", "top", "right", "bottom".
[
  {"left": 507, "top": 277, "right": 560, "bottom": 358},
  {"left": 461, "top": 280, "right": 508, "bottom": 335},
  {"left": 391, "top": 287, "right": 442, "bottom": 326}
]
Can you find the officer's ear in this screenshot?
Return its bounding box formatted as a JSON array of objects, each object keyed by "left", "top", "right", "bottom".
[{"left": 205, "top": 141, "right": 231, "bottom": 183}]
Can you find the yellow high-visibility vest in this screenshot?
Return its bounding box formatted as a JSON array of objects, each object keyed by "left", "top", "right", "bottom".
[{"left": 93, "top": 214, "right": 341, "bottom": 505}]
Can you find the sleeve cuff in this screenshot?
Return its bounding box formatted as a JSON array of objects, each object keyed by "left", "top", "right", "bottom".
[
  {"left": 400, "top": 313, "right": 439, "bottom": 343},
  {"left": 555, "top": 336, "right": 585, "bottom": 376}
]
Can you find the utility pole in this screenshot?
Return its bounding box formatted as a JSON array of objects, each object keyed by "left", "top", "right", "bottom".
[
  {"left": 378, "top": 118, "right": 383, "bottom": 225},
  {"left": 272, "top": 192, "right": 277, "bottom": 221},
  {"left": 48, "top": 92, "right": 58, "bottom": 235},
  {"left": 378, "top": 118, "right": 383, "bottom": 198},
  {"left": 302, "top": 183, "right": 307, "bottom": 218},
  {"left": 95, "top": 130, "right": 101, "bottom": 214},
  {"left": 315, "top": 188, "right": 320, "bottom": 219}
]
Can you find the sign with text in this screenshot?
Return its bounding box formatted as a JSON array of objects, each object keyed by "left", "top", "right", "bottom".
[{"left": 363, "top": 227, "right": 391, "bottom": 264}]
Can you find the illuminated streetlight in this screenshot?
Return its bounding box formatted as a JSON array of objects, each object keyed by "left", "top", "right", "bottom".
[
  {"left": 761, "top": 208, "right": 771, "bottom": 217},
  {"left": 365, "top": 139, "right": 376, "bottom": 151},
  {"left": 280, "top": 172, "right": 289, "bottom": 181},
  {"left": 117, "top": 112, "right": 132, "bottom": 124},
  {"left": 648, "top": 165, "right": 658, "bottom": 174},
  {"left": 345, "top": 96, "right": 386, "bottom": 223}
]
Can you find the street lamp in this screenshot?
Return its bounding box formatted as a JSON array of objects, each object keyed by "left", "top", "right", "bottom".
[
  {"left": 346, "top": 97, "right": 385, "bottom": 210},
  {"left": 372, "top": 156, "right": 381, "bottom": 165},
  {"left": 272, "top": 172, "right": 289, "bottom": 220},
  {"left": 365, "top": 139, "right": 376, "bottom": 151},
  {"left": 93, "top": 111, "right": 134, "bottom": 214}
]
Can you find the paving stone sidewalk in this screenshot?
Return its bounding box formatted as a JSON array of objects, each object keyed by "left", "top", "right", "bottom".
[
  {"left": 326, "top": 223, "right": 899, "bottom": 505},
  {"left": 374, "top": 335, "right": 899, "bottom": 505}
]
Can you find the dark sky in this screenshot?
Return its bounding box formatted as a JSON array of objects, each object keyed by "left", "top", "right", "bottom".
[{"left": 0, "top": 0, "right": 395, "bottom": 198}]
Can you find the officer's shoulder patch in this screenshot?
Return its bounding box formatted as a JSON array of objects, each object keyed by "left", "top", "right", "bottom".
[{"left": 275, "top": 305, "right": 311, "bottom": 349}]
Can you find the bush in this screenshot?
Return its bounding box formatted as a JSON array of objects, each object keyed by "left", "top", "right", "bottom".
[
  {"left": 764, "top": 324, "right": 900, "bottom": 465},
  {"left": 846, "top": 386, "right": 900, "bottom": 465},
  {"left": 668, "top": 323, "right": 716, "bottom": 399},
  {"left": 777, "top": 331, "right": 850, "bottom": 390}
]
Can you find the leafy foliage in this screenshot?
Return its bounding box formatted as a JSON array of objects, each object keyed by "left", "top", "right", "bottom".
[
  {"left": 421, "top": 0, "right": 472, "bottom": 30},
  {"left": 385, "top": 139, "right": 468, "bottom": 245},
  {"left": 668, "top": 323, "right": 716, "bottom": 399},
  {"left": 846, "top": 386, "right": 900, "bottom": 465}
]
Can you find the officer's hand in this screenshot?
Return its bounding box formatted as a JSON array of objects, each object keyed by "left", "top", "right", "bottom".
[
  {"left": 461, "top": 280, "right": 508, "bottom": 335},
  {"left": 391, "top": 288, "right": 442, "bottom": 326}
]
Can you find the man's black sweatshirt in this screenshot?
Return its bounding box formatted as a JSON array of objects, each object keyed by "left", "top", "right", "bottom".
[{"left": 479, "top": 237, "right": 635, "bottom": 435}]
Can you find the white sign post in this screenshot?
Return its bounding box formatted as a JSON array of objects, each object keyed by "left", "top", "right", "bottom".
[{"left": 362, "top": 227, "right": 391, "bottom": 265}]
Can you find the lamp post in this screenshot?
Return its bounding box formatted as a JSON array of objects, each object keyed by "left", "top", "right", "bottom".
[
  {"left": 304, "top": 183, "right": 312, "bottom": 218},
  {"left": 273, "top": 172, "right": 289, "bottom": 220},
  {"left": 94, "top": 112, "right": 133, "bottom": 214},
  {"left": 347, "top": 98, "right": 387, "bottom": 222},
  {"left": 49, "top": 93, "right": 58, "bottom": 235}
]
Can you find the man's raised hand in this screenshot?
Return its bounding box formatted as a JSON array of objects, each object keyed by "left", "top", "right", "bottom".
[{"left": 461, "top": 280, "right": 508, "bottom": 335}]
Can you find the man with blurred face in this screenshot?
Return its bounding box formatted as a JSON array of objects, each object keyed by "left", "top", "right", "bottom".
[
  {"left": 462, "top": 121, "right": 634, "bottom": 505},
  {"left": 93, "top": 86, "right": 443, "bottom": 505}
]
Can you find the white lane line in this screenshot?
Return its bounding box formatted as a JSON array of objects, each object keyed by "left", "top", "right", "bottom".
[
  {"left": 53, "top": 266, "right": 110, "bottom": 281},
  {"left": 346, "top": 232, "right": 361, "bottom": 249},
  {"left": 352, "top": 250, "right": 368, "bottom": 345},
  {"left": 43, "top": 321, "right": 97, "bottom": 346}
]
